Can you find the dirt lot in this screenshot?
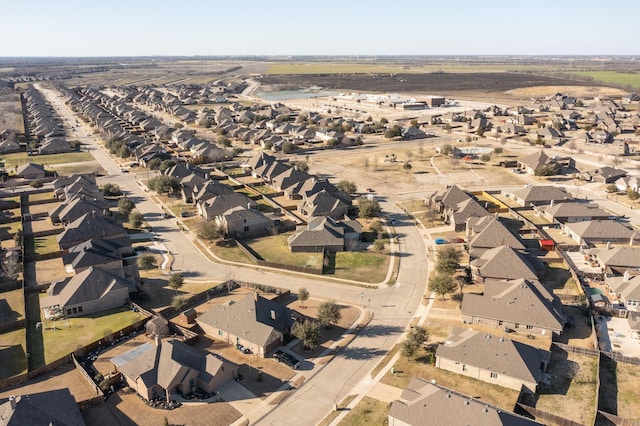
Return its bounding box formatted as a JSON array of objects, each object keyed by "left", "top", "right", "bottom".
[
  {"left": 0, "top": 362, "right": 98, "bottom": 403},
  {"left": 260, "top": 72, "right": 599, "bottom": 101}
]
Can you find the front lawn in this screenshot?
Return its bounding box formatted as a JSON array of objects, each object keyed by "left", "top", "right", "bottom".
[
  {"left": 245, "top": 234, "right": 323, "bottom": 268},
  {"left": 332, "top": 251, "right": 388, "bottom": 283},
  {"left": 339, "top": 396, "right": 390, "bottom": 426}
]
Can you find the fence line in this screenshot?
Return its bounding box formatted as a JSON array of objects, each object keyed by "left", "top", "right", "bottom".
[
  {"left": 554, "top": 342, "right": 640, "bottom": 366},
  {"left": 72, "top": 353, "right": 104, "bottom": 398},
  {"left": 596, "top": 410, "right": 640, "bottom": 426},
  {"left": 516, "top": 403, "right": 585, "bottom": 426},
  {"left": 234, "top": 238, "right": 324, "bottom": 276}
]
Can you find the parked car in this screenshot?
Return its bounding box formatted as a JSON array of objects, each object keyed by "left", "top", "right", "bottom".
[
  {"left": 434, "top": 238, "right": 447, "bottom": 245},
  {"left": 273, "top": 350, "right": 300, "bottom": 369},
  {"left": 236, "top": 344, "right": 251, "bottom": 354}
]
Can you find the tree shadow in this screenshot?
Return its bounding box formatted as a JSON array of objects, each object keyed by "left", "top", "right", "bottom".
[
  {"left": 356, "top": 324, "right": 404, "bottom": 338},
  {"left": 598, "top": 354, "right": 618, "bottom": 415},
  {"left": 338, "top": 345, "right": 388, "bottom": 360},
  {"left": 536, "top": 346, "right": 575, "bottom": 398}
]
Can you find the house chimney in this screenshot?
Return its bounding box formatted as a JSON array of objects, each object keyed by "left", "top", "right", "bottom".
[
  {"left": 550, "top": 199, "right": 554, "bottom": 207},
  {"left": 624, "top": 270, "right": 630, "bottom": 282},
  {"left": 155, "top": 335, "right": 160, "bottom": 347},
  {"left": 91, "top": 210, "right": 96, "bottom": 219},
  {"left": 9, "top": 395, "right": 17, "bottom": 410},
  {"left": 253, "top": 292, "right": 258, "bottom": 302},
  {"left": 631, "top": 234, "right": 635, "bottom": 247},
  {"left": 606, "top": 241, "right": 611, "bottom": 251}
]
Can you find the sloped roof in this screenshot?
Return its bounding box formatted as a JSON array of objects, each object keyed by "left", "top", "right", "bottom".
[
  {"left": 469, "top": 217, "right": 525, "bottom": 251},
  {"left": 0, "top": 389, "right": 86, "bottom": 426},
  {"left": 304, "top": 190, "right": 348, "bottom": 217},
  {"left": 389, "top": 378, "right": 542, "bottom": 426},
  {"left": 438, "top": 185, "right": 472, "bottom": 210},
  {"left": 540, "top": 202, "right": 610, "bottom": 220},
  {"left": 197, "top": 293, "right": 293, "bottom": 347},
  {"left": 57, "top": 214, "right": 126, "bottom": 248},
  {"left": 462, "top": 279, "right": 565, "bottom": 332},
  {"left": 471, "top": 245, "right": 542, "bottom": 281},
  {"left": 450, "top": 198, "right": 489, "bottom": 225},
  {"left": 597, "top": 247, "right": 640, "bottom": 269},
  {"left": 565, "top": 220, "right": 636, "bottom": 241},
  {"left": 288, "top": 216, "right": 345, "bottom": 249},
  {"left": 510, "top": 185, "right": 572, "bottom": 205},
  {"left": 436, "top": 328, "right": 550, "bottom": 384},
  {"left": 519, "top": 151, "right": 551, "bottom": 170}
]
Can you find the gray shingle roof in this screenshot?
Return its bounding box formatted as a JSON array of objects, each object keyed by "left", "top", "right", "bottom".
[
  {"left": 436, "top": 327, "right": 550, "bottom": 384},
  {"left": 471, "top": 246, "right": 542, "bottom": 281},
  {"left": 462, "top": 279, "right": 565, "bottom": 332},
  {"left": 389, "top": 378, "right": 542, "bottom": 426},
  {"left": 565, "top": 220, "right": 636, "bottom": 241},
  {"left": 469, "top": 217, "right": 525, "bottom": 252},
  {"left": 0, "top": 389, "right": 86, "bottom": 426},
  {"left": 510, "top": 186, "right": 572, "bottom": 205},
  {"left": 597, "top": 247, "right": 640, "bottom": 269}
]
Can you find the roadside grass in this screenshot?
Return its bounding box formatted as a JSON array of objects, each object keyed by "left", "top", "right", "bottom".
[
  {"left": 333, "top": 251, "right": 388, "bottom": 283},
  {"left": 536, "top": 349, "right": 598, "bottom": 426},
  {"left": 616, "top": 362, "right": 640, "bottom": 421},
  {"left": 55, "top": 163, "right": 105, "bottom": 176},
  {"left": 382, "top": 348, "right": 520, "bottom": 411},
  {"left": 39, "top": 305, "right": 144, "bottom": 364},
  {"left": 339, "top": 396, "right": 390, "bottom": 426},
  {"left": 2, "top": 151, "right": 95, "bottom": 168},
  {"left": 0, "top": 328, "right": 27, "bottom": 378},
  {"left": 198, "top": 239, "right": 254, "bottom": 264},
  {"left": 0, "top": 288, "right": 25, "bottom": 322},
  {"left": 245, "top": 234, "right": 323, "bottom": 268},
  {"left": 370, "top": 344, "right": 400, "bottom": 378},
  {"left": 572, "top": 71, "right": 640, "bottom": 89},
  {"left": 318, "top": 395, "right": 357, "bottom": 426}
]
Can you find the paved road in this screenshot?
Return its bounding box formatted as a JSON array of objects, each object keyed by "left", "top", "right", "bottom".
[{"left": 37, "top": 85, "right": 430, "bottom": 425}]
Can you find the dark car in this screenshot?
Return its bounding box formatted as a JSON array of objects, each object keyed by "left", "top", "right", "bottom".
[{"left": 273, "top": 350, "right": 300, "bottom": 369}]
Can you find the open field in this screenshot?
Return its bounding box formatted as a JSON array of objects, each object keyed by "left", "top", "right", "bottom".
[
  {"left": 572, "top": 71, "right": 640, "bottom": 89},
  {"left": 260, "top": 72, "right": 601, "bottom": 97},
  {"left": 2, "top": 151, "right": 95, "bottom": 168},
  {"left": 0, "top": 90, "right": 24, "bottom": 133}
]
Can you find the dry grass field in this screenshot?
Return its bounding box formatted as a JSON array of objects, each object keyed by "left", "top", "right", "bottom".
[{"left": 0, "top": 90, "right": 23, "bottom": 133}]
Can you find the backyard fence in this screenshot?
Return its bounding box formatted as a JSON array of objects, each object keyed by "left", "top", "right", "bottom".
[
  {"left": 516, "top": 403, "right": 586, "bottom": 426},
  {"left": 234, "top": 238, "right": 324, "bottom": 276}
]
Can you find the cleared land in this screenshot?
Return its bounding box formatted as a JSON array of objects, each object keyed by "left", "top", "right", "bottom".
[
  {"left": 0, "top": 90, "right": 24, "bottom": 133},
  {"left": 572, "top": 71, "right": 640, "bottom": 89}
]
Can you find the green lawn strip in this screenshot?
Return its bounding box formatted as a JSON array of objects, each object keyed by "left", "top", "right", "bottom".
[
  {"left": 572, "top": 71, "right": 640, "bottom": 89},
  {"left": 0, "top": 288, "right": 25, "bottom": 322},
  {"left": 0, "top": 328, "right": 28, "bottom": 378},
  {"left": 40, "top": 305, "right": 144, "bottom": 364},
  {"left": 2, "top": 151, "right": 95, "bottom": 168},
  {"left": 246, "top": 234, "right": 323, "bottom": 268},
  {"left": 333, "top": 251, "right": 388, "bottom": 283},
  {"left": 339, "top": 396, "right": 390, "bottom": 426}
]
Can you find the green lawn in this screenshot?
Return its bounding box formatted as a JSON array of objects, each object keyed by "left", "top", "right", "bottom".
[
  {"left": 204, "top": 239, "right": 254, "bottom": 264},
  {"left": 0, "top": 328, "right": 27, "bottom": 379},
  {"left": 572, "top": 71, "right": 640, "bottom": 89},
  {"left": 332, "top": 251, "right": 388, "bottom": 283},
  {"left": 2, "top": 151, "right": 95, "bottom": 168},
  {"left": 339, "top": 396, "right": 390, "bottom": 426},
  {"left": 40, "top": 305, "right": 144, "bottom": 364},
  {"left": 246, "top": 234, "right": 323, "bottom": 268},
  {"left": 24, "top": 234, "right": 60, "bottom": 258}
]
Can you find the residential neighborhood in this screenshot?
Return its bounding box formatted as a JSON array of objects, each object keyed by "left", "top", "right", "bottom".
[{"left": 2, "top": 54, "right": 640, "bottom": 426}]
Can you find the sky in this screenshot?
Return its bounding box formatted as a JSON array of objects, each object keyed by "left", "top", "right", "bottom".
[{"left": 2, "top": 0, "right": 639, "bottom": 57}]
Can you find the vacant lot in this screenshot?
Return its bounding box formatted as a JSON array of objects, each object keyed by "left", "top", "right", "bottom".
[
  {"left": 0, "top": 90, "right": 23, "bottom": 133},
  {"left": 260, "top": 72, "right": 598, "bottom": 96},
  {"left": 536, "top": 348, "right": 598, "bottom": 426}
]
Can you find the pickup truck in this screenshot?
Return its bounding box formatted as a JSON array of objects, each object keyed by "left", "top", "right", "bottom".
[{"left": 273, "top": 350, "right": 300, "bottom": 369}]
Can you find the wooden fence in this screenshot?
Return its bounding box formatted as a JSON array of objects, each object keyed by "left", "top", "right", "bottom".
[
  {"left": 0, "top": 318, "right": 25, "bottom": 333},
  {"left": 554, "top": 342, "right": 640, "bottom": 366},
  {"left": 516, "top": 403, "right": 586, "bottom": 426},
  {"left": 596, "top": 410, "right": 640, "bottom": 426},
  {"left": 72, "top": 353, "right": 104, "bottom": 399}
]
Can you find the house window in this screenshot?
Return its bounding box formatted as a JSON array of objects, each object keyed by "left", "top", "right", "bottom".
[
  {"left": 218, "top": 330, "right": 223, "bottom": 336},
  {"left": 72, "top": 307, "right": 77, "bottom": 314},
  {"left": 490, "top": 372, "right": 498, "bottom": 379},
  {"left": 67, "top": 309, "right": 72, "bottom": 315},
  {"left": 243, "top": 219, "right": 247, "bottom": 224},
  {"left": 462, "top": 364, "right": 468, "bottom": 372},
  {"left": 244, "top": 226, "right": 249, "bottom": 232},
  {"left": 514, "top": 323, "right": 519, "bottom": 329},
  {"left": 526, "top": 325, "right": 533, "bottom": 330},
  {"left": 78, "top": 306, "right": 83, "bottom": 313},
  {"left": 497, "top": 321, "right": 503, "bottom": 326}
]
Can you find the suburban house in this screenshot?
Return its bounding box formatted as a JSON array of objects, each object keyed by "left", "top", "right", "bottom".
[
  {"left": 112, "top": 339, "right": 237, "bottom": 401},
  {"left": 593, "top": 247, "right": 640, "bottom": 275},
  {"left": 606, "top": 274, "right": 640, "bottom": 312},
  {"left": 563, "top": 220, "right": 638, "bottom": 246},
  {"left": 507, "top": 186, "right": 573, "bottom": 207},
  {"left": 0, "top": 138, "right": 20, "bottom": 153},
  {"left": 435, "top": 328, "right": 551, "bottom": 392},
  {"left": 0, "top": 389, "right": 86, "bottom": 426},
  {"left": 214, "top": 206, "right": 274, "bottom": 239},
  {"left": 466, "top": 216, "right": 526, "bottom": 258},
  {"left": 297, "top": 189, "right": 350, "bottom": 220},
  {"left": 616, "top": 175, "right": 640, "bottom": 193},
  {"left": 40, "top": 266, "right": 137, "bottom": 319},
  {"left": 388, "top": 378, "right": 542, "bottom": 426},
  {"left": 517, "top": 151, "right": 557, "bottom": 175},
  {"left": 39, "top": 137, "right": 71, "bottom": 155},
  {"left": 461, "top": 279, "right": 566, "bottom": 336},
  {"left": 444, "top": 197, "right": 489, "bottom": 231},
  {"left": 535, "top": 202, "right": 611, "bottom": 224},
  {"left": 470, "top": 245, "right": 544, "bottom": 283},
  {"left": 56, "top": 213, "right": 128, "bottom": 250},
  {"left": 197, "top": 293, "right": 294, "bottom": 358},
  {"left": 192, "top": 180, "right": 235, "bottom": 205},
  {"left": 52, "top": 174, "right": 101, "bottom": 201},
  {"left": 431, "top": 185, "right": 472, "bottom": 213},
  {"left": 16, "top": 163, "right": 46, "bottom": 180},
  {"left": 581, "top": 166, "right": 627, "bottom": 184},
  {"left": 287, "top": 216, "right": 360, "bottom": 252},
  {"left": 61, "top": 237, "right": 137, "bottom": 281},
  {"left": 48, "top": 197, "right": 111, "bottom": 225},
  {"left": 198, "top": 193, "right": 257, "bottom": 220}
]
